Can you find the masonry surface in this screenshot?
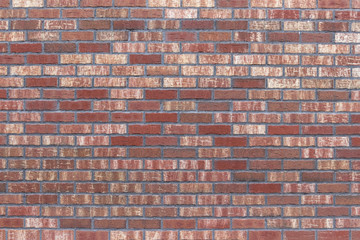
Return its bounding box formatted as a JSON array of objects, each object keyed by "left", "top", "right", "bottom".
[{"left": 0, "top": 0, "right": 360, "bottom": 239}]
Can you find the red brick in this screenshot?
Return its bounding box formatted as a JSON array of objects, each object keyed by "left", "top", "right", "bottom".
[
  {"left": 198, "top": 102, "right": 230, "bottom": 111},
  {"left": 249, "top": 184, "right": 281, "bottom": 193},
  {"left": 145, "top": 207, "right": 177, "bottom": 217},
  {"left": 11, "top": 20, "right": 41, "bottom": 30},
  {"left": 180, "top": 113, "right": 212, "bottom": 123},
  {"left": 8, "top": 206, "right": 39, "bottom": 216},
  {"left": 81, "top": 0, "right": 112, "bottom": 6},
  {"left": 166, "top": 32, "right": 196, "bottom": 41},
  {"left": 302, "top": 172, "right": 334, "bottom": 182},
  {"left": 302, "top": 33, "right": 332, "bottom": 43},
  {"left": 319, "top": 22, "right": 349, "bottom": 32},
  {"left": 60, "top": 101, "right": 91, "bottom": 110},
  {"left": 164, "top": 148, "right": 196, "bottom": 158},
  {"left": 249, "top": 231, "right": 281, "bottom": 240},
  {"left": 111, "top": 137, "right": 143, "bottom": 146},
  {"left": 233, "top": 79, "right": 266, "bottom": 88},
  {"left": 77, "top": 90, "right": 108, "bottom": 99},
  {"left": 269, "top": 149, "right": 300, "bottom": 159},
  {"left": 215, "top": 90, "right": 247, "bottom": 100},
  {"left": 199, "top": 125, "right": 231, "bottom": 135},
  {"left": 44, "top": 43, "right": 76, "bottom": 53},
  {"left": 27, "top": 55, "right": 58, "bottom": 64},
  {"left": 43, "top": 89, "right": 75, "bottom": 99},
  {"left": 146, "top": 113, "right": 177, "bottom": 123},
  {"left": 318, "top": 91, "right": 349, "bottom": 100},
  {"left": 214, "top": 184, "right": 246, "bottom": 193},
  {"left": 130, "top": 54, "right": 161, "bottom": 64},
  {"left": 114, "top": 0, "right": 146, "bottom": 6},
  {"left": 233, "top": 172, "right": 265, "bottom": 182},
  {"left": 0, "top": 55, "right": 24, "bottom": 64},
  {"left": 217, "top": 44, "right": 249, "bottom": 53},
  {"left": 26, "top": 101, "right": 57, "bottom": 111},
  {"left": 77, "top": 113, "right": 108, "bottom": 122},
  {"left": 0, "top": 0, "right": 9, "bottom": 7},
  {"left": 62, "top": 32, "right": 94, "bottom": 41},
  {"left": 268, "top": 102, "right": 299, "bottom": 112},
  {"left": 318, "top": 0, "right": 350, "bottom": 8},
  {"left": 128, "top": 101, "right": 160, "bottom": 111},
  {"left": 217, "top": 20, "right": 248, "bottom": 30},
  {"left": 337, "top": 149, "right": 360, "bottom": 159},
  {"left": 128, "top": 125, "right": 160, "bottom": 134},
  {"left": 0, "top": 219, "right": 23, "bottom": 228},
  {"left": 63, "top": 9, "right": 94, "bottom": 18},
  {"left": 180, "top": 90, "right": 211, "bottom": 99},
  {"left": 234, "top": 148, "right": 266, "bottom": 158},
  {"left": 60, "top": 219, "right": 91, "bottom": 229},
  {"left": 218, "top": 0, "right": 248, "bottom": 7},
  {"left": 269, "top": 32, "right": 300, "bottom": 42},
  {"left": 11, "top": 43, "right": 42, "bottom": 53},
  {"left": 214, "top": 137, "right": 247, "bottom": 146},
  {"left": 26, "top": 124, "right": 57, "bottom": 134},
  {"left": 164, "top": 219, "right": 196, "bottom": 229},
  {"left": 318, "top": 231, "right": 349, "bottom": 240},
  {"left": 129, "top": 220, "right": 161, "bottom": 229},
  {"left": 79, "top": 20, "right": 110, "bottom": 30},
  {"left": 233, "top": 219, "right": 265, "bottom": 229},
  {"left": 182, "top": 43, "right": 213, "bottom": 53},
  {"left": 27, "top": 195, "right": 57, "bottom": 204},
  {"left": 214, "top": 160, "right": 247, "bottom": 170},
  {"left": 79, "top": 43, "right": 110, "bottom": 53},
  {"left": 284, "top": 231, "right": 315, "bottom": 240},
  {"left": 145, "top": 183, "right": 177, "bottom": 193},
  {"left": 114, "top": 20, "right": 145, "bottom": 30},
  {"left": 129, "top": 148, "right": 161, "bottom": 158},
  {"left": 268, "top": 125, "right": 299, "bottom": 135},
  {"left": 94, "top": 220, "right": 126, "bottom": 229},
  {"left": 336, "top": 126, "right": 360, "bottom": 135},
  {"left": 131, "top": 9, "right": 162, "bottom": 18},
  {"left": 302, "top": 126, "right": 333, "bottom": 135},
  {"left": 352, "top": 115, "right": 360, "bottom": 123},
  {"left": 111, "top": 113, "right": 142, "bottom": 122},
  {"left": 183, "top": 20, "right": 214, "bottom": 29}
]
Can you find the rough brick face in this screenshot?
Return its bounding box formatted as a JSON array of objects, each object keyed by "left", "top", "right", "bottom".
[{"left": 0, "top": 0, "right": 359, "bottom": 238}]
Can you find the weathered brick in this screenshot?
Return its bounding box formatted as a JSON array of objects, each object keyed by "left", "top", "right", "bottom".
[
  {"left": 0, "top": 0, "right": 358, "bottom": 235},
  {"left": 251, "top": 0, "right": 282, "bottom": 8},
  {"left": 165, "top": 9, "right": 197, "bottom": 18}
]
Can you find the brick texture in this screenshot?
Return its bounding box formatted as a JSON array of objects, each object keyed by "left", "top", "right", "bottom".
[{"left": 0, "top": 0, "right": 359, "bottom": 239}]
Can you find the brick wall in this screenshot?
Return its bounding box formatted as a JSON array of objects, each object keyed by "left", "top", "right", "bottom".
[{"left": 0, "top": 0, "right": 360, "bottom": 239}]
